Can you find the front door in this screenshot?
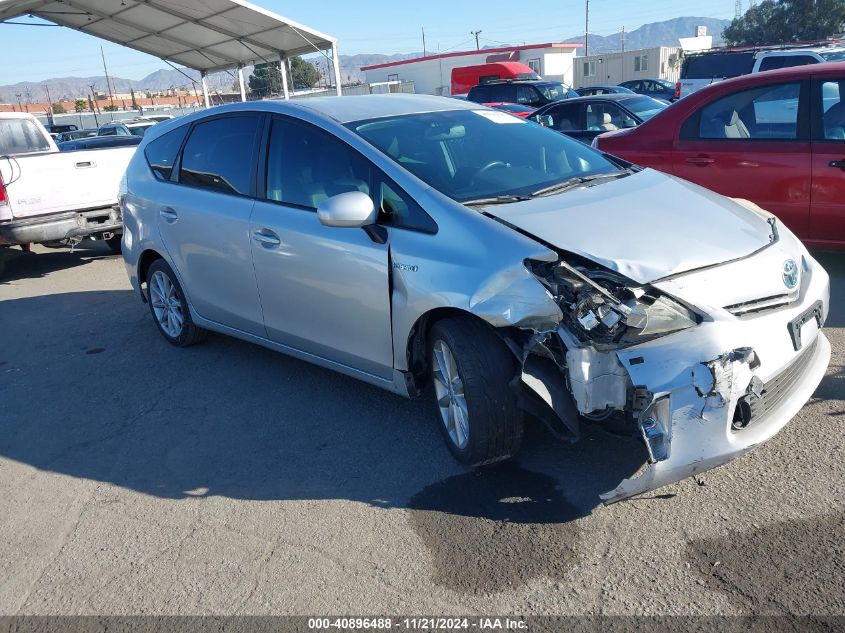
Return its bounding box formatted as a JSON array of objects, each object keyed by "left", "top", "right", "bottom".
[
  {"left": 672, "top": 80, "right": 811, "bottom": 238},
  {"left": 157, "top": 113, "right": 265, "bottom": 336},
  {"left": 809, "top": 78, "right": 845, "bottom": 245},
  {"left": 250, "top": 115, "right": 394, "bottom": 378}
]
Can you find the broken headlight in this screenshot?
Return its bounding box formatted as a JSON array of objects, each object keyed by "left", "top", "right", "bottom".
[{"left": 526, "top": 259, "right": 699, "bottom": 347}]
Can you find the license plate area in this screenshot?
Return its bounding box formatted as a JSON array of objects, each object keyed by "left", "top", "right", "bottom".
[{"left": 787, "top": 300, "right": 823, "bottom": 351}]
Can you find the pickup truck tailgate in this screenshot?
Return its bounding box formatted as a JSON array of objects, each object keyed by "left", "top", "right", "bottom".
[{"left": 0, "top": 146, "right": 136, "bottom": 219}]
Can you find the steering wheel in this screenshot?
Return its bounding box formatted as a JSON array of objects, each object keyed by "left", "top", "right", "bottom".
[{"left": 474, "top": 160, "right": 508, "bottom": 178}]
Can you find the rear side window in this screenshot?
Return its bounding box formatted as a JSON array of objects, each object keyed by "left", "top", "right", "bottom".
[
  {"left": 758, "top": 55, "right": 817, "bottom": 72},
  {"left": 467, "top": 85, "right": 490, "bottom": 102},
  {"left": 179, "top": 115, "right": 260, "bottom": 196},
  {"left": 682, "top": 52, "right": 755, "bottom": 79},
  {"left": 144, "top": 125, "right": 189, "bottom": 181},
  {"left": 0, "top": 118, "right": 51, "bottom": 154}
]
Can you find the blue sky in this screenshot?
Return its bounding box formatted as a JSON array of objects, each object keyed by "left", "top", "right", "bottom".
[{"left": 0, "top": 0, "right": 737, "bottom": 84}]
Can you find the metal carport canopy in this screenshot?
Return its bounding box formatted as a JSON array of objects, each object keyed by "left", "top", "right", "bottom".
[{"left": 0, "top": 0, "right": 342, "bottom": 100}]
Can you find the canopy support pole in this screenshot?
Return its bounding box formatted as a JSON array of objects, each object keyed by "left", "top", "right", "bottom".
[
  {"left": 238, "top": 65, "right": 247, "bottom": 102},
  {"left": 279, "top": 54, "right": 290, "bottom": 100},
  {"left": 201, "top": 71, "right": 211, "bottom": 108},
  {"left": 331, "top": 43, "right": 342, "bottom": 96}
]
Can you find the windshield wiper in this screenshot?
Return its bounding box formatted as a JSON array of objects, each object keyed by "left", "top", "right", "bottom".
[
  {"left": 532, "top": 171, "right": 631, "bottom": 198},
  {"left": 463, "top": 194, "right": 533, "bottom": 206}
]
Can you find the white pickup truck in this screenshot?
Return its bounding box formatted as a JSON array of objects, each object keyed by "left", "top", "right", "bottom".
[{"left": 0, "top": 112, "right": 137, "bottom": 275}]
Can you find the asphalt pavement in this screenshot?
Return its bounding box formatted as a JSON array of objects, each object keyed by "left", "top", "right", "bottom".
[{"left": 0, "top": 242, "right": 843, "bottom": 617}]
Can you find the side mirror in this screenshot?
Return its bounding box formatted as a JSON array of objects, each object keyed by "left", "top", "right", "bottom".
[
  {"left": 622, "top": 118, "right": 638, "bottom": 128},
  {"left": 316, "top": 191, "right": 377, "bottom": 228},
  {"left": 531, "top": 114, "right": 554, "bottom": 127}
]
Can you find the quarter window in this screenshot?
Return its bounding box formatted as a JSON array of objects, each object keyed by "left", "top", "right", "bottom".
[
  {"left": 696, "top": 82, "right": 801, "bottom": 140},
  {"left": 377, "top": 174, "right": 437, "bottom": 233},
  {"left": 265, "top": 117, "right": 372, "bottom": 209},
  {"left": 179, "top": 115, "right": 260, "bottom": 195},
  {"left": 144, "top": 125, "right": 189, "bottom": 181}
]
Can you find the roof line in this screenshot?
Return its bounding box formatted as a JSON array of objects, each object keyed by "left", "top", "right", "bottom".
[{"left": 361, "top": 42, "right": 579, "bottom": 71}]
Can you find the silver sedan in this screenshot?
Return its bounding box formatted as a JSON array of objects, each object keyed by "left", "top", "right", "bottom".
[{"left": 120, "top": 94, "right": 830, "bottom": 502}]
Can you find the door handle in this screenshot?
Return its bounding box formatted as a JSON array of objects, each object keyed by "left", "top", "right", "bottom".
[
  {"left": 686, "top": 155, "right": 715, "bottom": 166},
  {"left": 159, "top": 207, "right": 178, "bottom": 222},
  {"left": 252, "top": 229, "right": 281, "bottom": 247},
  {"left": 829, "top": 159, "right": 845, "bottom": 170}
]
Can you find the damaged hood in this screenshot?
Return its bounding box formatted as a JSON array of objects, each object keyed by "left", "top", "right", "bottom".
[{"left": 484, "top": 169, "right": 774, "bottom": 283}]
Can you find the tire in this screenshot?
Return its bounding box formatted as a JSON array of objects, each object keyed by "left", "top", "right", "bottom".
[
  {"left": 0, "top": 248, "right": 6, "bottom": 279},
  {"left": 145, "top": 259, "right": 208, "bottom": 347},
  {"left": 429, "top": 317, "right": 523, "bottom": 466},
  {"left": 105, "top": 234, "right": 122, "bottom": 254}
]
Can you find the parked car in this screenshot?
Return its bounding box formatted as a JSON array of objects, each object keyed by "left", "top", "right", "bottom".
[
  {"left": 97, "top": 119, "right": 157, "bottom": 137},
  {"left": 451, "top": 62, "right": 539, "bottom": 96},
  {"left": 136, "top": 113, "right": 174, "bottom": 123},
  {"left": 121, "top": 95, "right": 830, "bottom": 502},
  {"left": 0, "top": 113, "right": 136, "bottom": 274},
  {"left": 483, "top": 102, "right": 536, "bottom": 118},
  {"left": 54, "top": 129, "right": 98, "bottom": 143},
  {"left": 57, "top": 135, "right": 142, "bottom": 151},
  {"left": 676, "top": 44, "right": 845, "bottom": 99},
  {"left": 533, "top": 94, "right": 668, "bottom": 143},
  {"left": 576, "top": 85, "right": 636, "bottom": 97},
  {"left": 467, "top": 79, "right": 578, "bottom": 109},
  {"left": 596, "top": 63, "right": 845, "bottom": 248},
  {"left": 618, "top": 79, "right": 677, "bottom": 101}
]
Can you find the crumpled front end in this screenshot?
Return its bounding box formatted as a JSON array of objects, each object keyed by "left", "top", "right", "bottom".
[{"left": 509, "top": 221, "right": 831, "bottom": 503}]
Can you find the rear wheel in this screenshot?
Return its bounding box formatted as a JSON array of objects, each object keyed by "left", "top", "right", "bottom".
[
  {"left": 429, "top": 317, "right": 523, "bottom": 466},
  {"left": 146, "top": 259, "right": 208, "bottom": 347}
]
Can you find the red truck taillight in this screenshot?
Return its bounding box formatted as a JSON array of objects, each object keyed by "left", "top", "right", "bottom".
[
  {"left": 674, "top": 82, "right": 681, "bottom": 100},
  {"left": 0, "top": 176, "right": 7, "bottom": 206}
]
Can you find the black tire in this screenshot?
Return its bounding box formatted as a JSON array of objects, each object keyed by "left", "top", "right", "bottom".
[
  {"left": 429, "top": 317, "right": 523, "bottom": 466},
  {"left": 145, "top": 259, "right": 208, "bottom": 347},
  {"left": 105, "top": 234, "right": 122, "bottom": 254}
]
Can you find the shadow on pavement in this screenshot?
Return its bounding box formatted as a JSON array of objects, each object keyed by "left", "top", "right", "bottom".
[
  {"left": 0, "top": 290, "right": 646, "bottom": 529},
  {"left": 1, "top": 241, "right": 116, "bottom": 284}
]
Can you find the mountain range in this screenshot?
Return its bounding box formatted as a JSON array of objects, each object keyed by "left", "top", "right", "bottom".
[{"left": 0, "top": 16, "right": 730, "bottom": 103}]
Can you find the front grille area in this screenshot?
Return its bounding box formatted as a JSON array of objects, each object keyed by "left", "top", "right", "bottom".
[
  {"left": 737, "top": 336, "right": 820, "bottom": 431},
  {"left": 725, "top": 291, "right": 799, "bottom": 317}
]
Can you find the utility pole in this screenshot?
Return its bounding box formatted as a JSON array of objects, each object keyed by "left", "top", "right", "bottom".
[
  {"left": 585, "top": 0, "right": 590, "bottom": 58},
  {"left": 621, "top": 26, "right": 626, "bottom": 52},
  {"left": 471, "top": 30, "right": 482, "bottom": 50},
  {"left": 422, "top": 27, "right": 426, "bottom": 56},
  {"left": 100, "top": 45, "right": 115, "bottom": 108},
  {"left": 44, "top": 85, "right": 54, "bottom": 124}
]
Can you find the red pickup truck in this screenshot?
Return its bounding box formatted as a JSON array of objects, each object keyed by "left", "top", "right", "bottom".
[{"left": 595, "top": 63, "right": 845, "bottom": 249}]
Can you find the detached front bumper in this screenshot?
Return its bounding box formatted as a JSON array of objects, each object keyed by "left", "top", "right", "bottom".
[
  {"left": 598, "top": 254, "right": 831, "bottom": 504},
  {"left": 0, "top": 206, "right": 122, "bottom": 246}
]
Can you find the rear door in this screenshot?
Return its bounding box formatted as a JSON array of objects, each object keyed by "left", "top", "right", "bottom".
[
  {"left": 155, "top": 113, "right": 265, "bottom": 335},
  {"left": 672, "top": 80, "right": 812, "bottom": 237},
  {"left": 249, "top": 115, "right": 394, "bottom": 377},
  {"left": 809, "top": 76, "right": 845, "bottom": 244}
]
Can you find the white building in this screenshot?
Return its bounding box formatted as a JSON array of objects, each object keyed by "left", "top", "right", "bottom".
[
  {"left": 573, "top": 46, "right": 684, "bottom": 88},
  {"left": 361, "top": 43, "right": 580, "bottom": 96}
]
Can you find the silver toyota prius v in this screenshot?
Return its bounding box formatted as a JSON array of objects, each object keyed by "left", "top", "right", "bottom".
[{"left": 120, "top": 94, "right": 831, "bottom": 502}]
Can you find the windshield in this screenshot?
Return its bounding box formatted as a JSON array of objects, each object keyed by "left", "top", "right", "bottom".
[
  {"left": 128, "top": 124, "right": 155, "bottom": 137},
  {"left": 622, "top": 96, "right": 668, "bottom": 121},
  {"left": 0, "top": 119, "right": 51, "bottom": 155},
  {"left": 821, "top": 51, "right": 845, "bottom": 61},
  {"left": 348, "top": 109, "right": 621, "bottom": 203},
  {"left": 654, "top": 79, "right": 675, "bottom": 89}
]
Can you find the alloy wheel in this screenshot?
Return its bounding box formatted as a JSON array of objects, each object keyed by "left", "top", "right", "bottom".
[
  {"left": 432, "top": 339, "right": 470, "bottom": 449},
  {"left": 149, "top": 270, "right": 184, "bottom": 338}
]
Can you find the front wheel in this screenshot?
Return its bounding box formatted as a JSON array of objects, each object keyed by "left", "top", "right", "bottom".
[
  {"left": 429, "top": 317, "right": 523, "bottom": 466},
  {"left": 146, "top": 259, "right": 208, "bottom": 347}
]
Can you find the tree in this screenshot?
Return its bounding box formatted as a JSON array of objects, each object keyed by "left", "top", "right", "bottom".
[
  {"left": 74, "top": 98, "right": 87, "bottom": 113},
  {"left": 51, "top": 103, "right": 66, "bottom": 114},
  {"left": 103, "top": 104, "right": 119, "bottom": 112},
  {"left": 723, "top": 0, "right": 845, "bottom": 46},
  {"left": 248, "top": 56, "right": 321, "bottom": 97}
]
